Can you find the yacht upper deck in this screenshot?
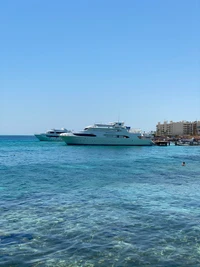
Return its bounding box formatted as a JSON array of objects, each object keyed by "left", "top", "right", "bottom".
[{"left": 84, "top": 122, "right": 125, "bottom": 130}]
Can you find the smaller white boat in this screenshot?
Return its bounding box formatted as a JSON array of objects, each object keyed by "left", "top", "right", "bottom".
[
  {"left": 35, "top": 128, "right": 70, "bottom": 141},
  {"left": 175, "top": 138, "right": 200, "bottom": 146}
]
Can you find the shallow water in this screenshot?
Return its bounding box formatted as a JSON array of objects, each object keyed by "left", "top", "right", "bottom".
[{"left": 0, "top": 136, "right": 200, "bottom": 267}]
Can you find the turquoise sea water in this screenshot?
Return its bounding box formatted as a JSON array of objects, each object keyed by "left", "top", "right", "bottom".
[{"left": 0, "top": 136, "right": 200, "bottom": 267}]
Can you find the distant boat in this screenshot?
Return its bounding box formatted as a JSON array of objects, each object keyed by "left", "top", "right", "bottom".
[
  {"left": 35, "top": 128, "right": 70, "bottom": 141},
  {"left": 175, "top": 138, "right": 200, "bottom": 146},
  {"left": 60, "top": 122, "right": 154, "bottom": 146}
]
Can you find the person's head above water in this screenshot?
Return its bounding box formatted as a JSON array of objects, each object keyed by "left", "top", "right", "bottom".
[{"left": 182, "top": 162, "right": 186, "bottom": 166}]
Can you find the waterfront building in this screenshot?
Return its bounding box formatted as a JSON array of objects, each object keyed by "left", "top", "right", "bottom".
[{"left": 156, "top": 120, "right": 200, "bottom": 136}]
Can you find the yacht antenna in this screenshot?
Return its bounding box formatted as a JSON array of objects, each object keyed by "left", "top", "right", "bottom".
[{"left": 118, "top": 112, "right": 120, "bottom": 122}]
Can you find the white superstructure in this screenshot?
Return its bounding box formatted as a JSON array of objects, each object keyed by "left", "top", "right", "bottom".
[
  {"left": 60, "top": 122, "right": 154, "bottom": 146},
  {"left": 35, "top": 128, "right": 70, "bottom": 141}
]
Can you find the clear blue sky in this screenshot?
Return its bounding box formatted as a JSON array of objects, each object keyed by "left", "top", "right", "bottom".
[{"left": 1, "top": 0, "right": 200, "bottom": 134}]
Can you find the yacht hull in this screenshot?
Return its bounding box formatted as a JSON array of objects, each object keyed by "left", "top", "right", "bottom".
[
  {"left": 61, "top": 135, "right": 153, "bottom": 146},
  {"left": 35, "top": 134, "right": 63, "bottom": 141}
]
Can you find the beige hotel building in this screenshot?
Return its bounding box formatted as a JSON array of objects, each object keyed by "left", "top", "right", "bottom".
[{"left": 156, "top": 120, "right": 200, "bottom": 136}]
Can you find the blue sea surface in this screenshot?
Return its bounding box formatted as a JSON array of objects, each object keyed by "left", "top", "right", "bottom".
[{"left": 0, "top": 136, "right": 200, "bottom": 267}]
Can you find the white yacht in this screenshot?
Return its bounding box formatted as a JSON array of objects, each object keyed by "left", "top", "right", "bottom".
[
  {"left": 35, "top": 128, "right": 70, "bottom": 141},
  {"left": 60, "top": 122, "right": 154, "bottom": 146}
]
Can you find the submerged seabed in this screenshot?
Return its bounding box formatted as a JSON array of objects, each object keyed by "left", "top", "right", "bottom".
[{"left": 0, "top": 136, "right": 200, "bottom": 267}]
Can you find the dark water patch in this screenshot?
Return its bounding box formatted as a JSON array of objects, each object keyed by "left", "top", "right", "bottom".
[{"left": 0, "top": 233, "right": 33, "bottom": 245}]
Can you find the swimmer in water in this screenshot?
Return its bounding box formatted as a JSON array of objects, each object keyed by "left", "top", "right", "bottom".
[{"left": 182, "top": 162, "right": 185, "bottom": 166}]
